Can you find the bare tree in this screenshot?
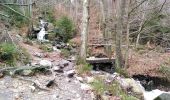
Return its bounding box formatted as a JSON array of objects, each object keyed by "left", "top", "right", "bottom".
[
  {"left": 115, "top": 0, "right": 126, "bottom": 68},
  {"left": 80, "top": 0, "right": 89, "bottom": 62}
]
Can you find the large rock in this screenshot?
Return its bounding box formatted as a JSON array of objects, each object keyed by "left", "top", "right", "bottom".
[
  {"left": 117, "top": 78, "right": 144, "bottom": 98},
  {"left": 39, "top": 60, "right": 52, "bottom": 67}
]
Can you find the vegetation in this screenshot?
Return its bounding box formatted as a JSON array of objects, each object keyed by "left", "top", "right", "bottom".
[
  {"left": 76, "top": 59, "right": 93, "bottom": 75},
  {"left": 0, "top": 1, "right": 30, "bottom": 28},
  {"left": 0, "top": 43, "right": 18, "bottom": 66},
  {"left": 159, "top": 64, "right": 170, "bottom": 81},
  {"left": 39, "top": 44, "right": 53, "bottom": 52},
  {"left": 60, "top": 49, "right": 71, "bottom": 58},
  {"left": 55, "top": 16, "right": 76, "bottom": 42}
]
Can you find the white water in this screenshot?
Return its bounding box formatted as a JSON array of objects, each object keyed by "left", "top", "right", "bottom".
[
  {"left": 37, "top": 27, "right": 47, "bottom": 41},
  {"left": 37, "top": 19, "right": 48, "bottom": 41}
]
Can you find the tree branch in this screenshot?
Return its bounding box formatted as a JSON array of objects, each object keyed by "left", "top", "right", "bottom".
[{"left": 0, "top": 4, "right": 30, "bottom": 19}]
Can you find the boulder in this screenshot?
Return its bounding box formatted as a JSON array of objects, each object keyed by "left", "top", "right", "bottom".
[
  {"left": 117, "top": 78, "right": 144, "bottom": 98},
  {"left": 39, "top": 60, "right": 52, "bottom": 67}
]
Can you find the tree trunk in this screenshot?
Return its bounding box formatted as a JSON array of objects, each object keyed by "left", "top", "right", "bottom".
[
  {"left": 80, "top": 0, "right": 89, "bottom": 62},
  {"left": 115, "top": 0, "right": 126, "bottom": 68},
  {"left": 124, "top": 0, "right": 130, "bottom": 68}
]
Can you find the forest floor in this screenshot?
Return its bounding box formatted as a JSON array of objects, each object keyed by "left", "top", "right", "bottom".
[{"left": 127, "top": 49, "right": 170, "bottom": 78}]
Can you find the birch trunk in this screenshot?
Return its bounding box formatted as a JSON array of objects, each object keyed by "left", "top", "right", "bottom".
[{"left": 80, "top": 0, "right": 89, "bottom": 62}]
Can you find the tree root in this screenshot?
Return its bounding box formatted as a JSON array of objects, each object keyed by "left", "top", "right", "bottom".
[{"left": 0, "top": 66, "right": 49, "bottom": 77}]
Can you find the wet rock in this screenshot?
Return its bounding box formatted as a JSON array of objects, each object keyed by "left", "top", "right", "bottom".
[
  {"left": 80, "top": 83, "right": 92, "bottom": 91},
  {"left": 39, "top": 60, "right": 52, "bottom": 67},
  {"left": 65, "top": 70, "right": 75, "bottom": 78}
]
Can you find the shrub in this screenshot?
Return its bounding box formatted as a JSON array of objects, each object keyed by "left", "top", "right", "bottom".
[
  {"left": 0, "top": 43, "right": 18, "bottom": 66},
  {"left": 55, "top": 16, "right": 75, "bottom": 42}
]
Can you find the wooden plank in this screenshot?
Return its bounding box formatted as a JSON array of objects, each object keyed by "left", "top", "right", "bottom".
[
  {"left": 86, "top": 57, "right": 115, "bottom": 64},
  {"left": 68, "top": 57, "right": 115, "bottom": 64},
  {"left": 88, "top": 44, "right": 112, "bottom": 46}
]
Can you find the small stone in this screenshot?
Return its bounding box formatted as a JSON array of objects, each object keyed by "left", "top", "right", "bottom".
[
  {"left": 65, "top": 70, "right": 75, "bottom": 78},
  {"left": 53, "top": 66, "right": 60, "bottom": 70},
  {"left": 0, "top": 73, "right": 4, "bottom": 78},
  {"left": 75, "top": 76, "right": 83, "bottom": 82},
  {"left": 86, "top": 77, "right": 95, "bottom": 83},
  {"left": 29, "top": 85, "right": 36, "bottom": 92},
  {"left": 31, "top": 62, "right": 39, "bottom": 66},
  {"left": 39, "top": 60, "right": 52, "bottom": 67},
  {"left": 66, "top": 78, "right": 71, "bottom": 82},
  {"left": 21, "top": 70, "right": 33, "bottom": 76},
  {"left": 53, "top": 46, "right": 61, "bottom": 53},
  {"left": 59, "top": 60, "right": 69, "bottom": 68},
  {"left": 80, "top": 83, "right": 92, "bottom": 91},
  {"left": 34, "top": 52, "right": 43, "bottom": 58}
]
